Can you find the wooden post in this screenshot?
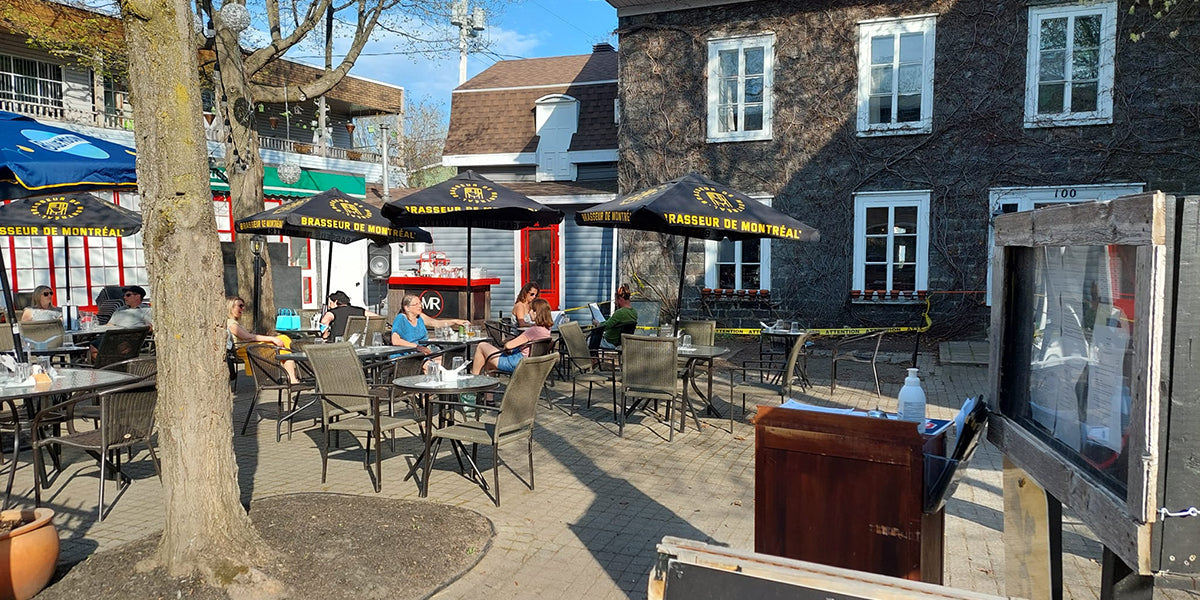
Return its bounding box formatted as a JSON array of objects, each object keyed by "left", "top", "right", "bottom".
[{"left": 1003, "top": 456, "right": 1063, "bottom": 600}]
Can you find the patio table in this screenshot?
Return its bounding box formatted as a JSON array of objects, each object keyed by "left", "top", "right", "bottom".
[{"left": 393, "top": 373, "right": 500, "bottom": 498}]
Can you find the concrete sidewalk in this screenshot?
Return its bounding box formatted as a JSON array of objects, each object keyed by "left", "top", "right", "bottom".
[{"left": 5, "top": 351, "right": 1188, "bottom": 599}]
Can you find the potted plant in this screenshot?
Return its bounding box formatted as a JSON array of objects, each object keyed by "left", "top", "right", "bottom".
[{"left": 0, "top": 508, "right": 59, "bottom": 600}]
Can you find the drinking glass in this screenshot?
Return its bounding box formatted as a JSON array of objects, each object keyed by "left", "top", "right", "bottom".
[
  {"left": 15, "top": 363, "right": 31, "bottom": 382},
  {"left": 791, "top": 322, "right": 800, "bottom": 333},
  {"left": 681, "top": 334, "right": 692, "bottom": 350},
  {"left": 660, "top": 324, "right": 673, "bottom": 338},
  {"left": 371, "top": 332, "right": 384, "bottom": 347},
  {"left": 451, "top": 356, "right": 465, "bottom": 375}
]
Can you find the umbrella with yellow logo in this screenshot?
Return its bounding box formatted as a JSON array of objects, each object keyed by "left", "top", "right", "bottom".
[
  {"left": 235, "top": 187, "right": 433, "bottom": 303},
  {"left": 381, "top": 170, "right": 563, "bottom": 320},
  {"left": 0, "top": 192, "right": 142, "bottom": 356},
  {"left": 575, "top": 172, "right": 819, "bottom": 320}
]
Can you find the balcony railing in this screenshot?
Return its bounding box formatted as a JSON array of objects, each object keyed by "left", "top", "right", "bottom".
[{"left": 3, "top": 98, "right": 389, "bottom": 165}]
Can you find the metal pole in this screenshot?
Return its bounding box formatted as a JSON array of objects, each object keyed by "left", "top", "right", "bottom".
[
  {"left": 458, "top": 21, "right": 469, "bottom": 84},
  {"left": 675, "top": 235, "right": 690, "bottom": 327},
  {"left": 0, "top": 250, "right": 25, "bottom": 361},
  {"left": 252, "top": 253, "right": 263, "bottom": 332},
  {"left": 380, "top": 122, "right": 390, "bottom": 199}
]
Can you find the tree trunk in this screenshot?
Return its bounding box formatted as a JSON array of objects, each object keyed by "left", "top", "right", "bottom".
[
  {"left": 214, "top": 30, "right": 276, "bottom": 331},
  {"left": 120, "top": 0, "right": 272, "bottom": 579}
]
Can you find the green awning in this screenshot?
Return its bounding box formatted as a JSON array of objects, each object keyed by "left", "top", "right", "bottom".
[{"left": 209, "top": 167, "right": 365, "bottom": 199}]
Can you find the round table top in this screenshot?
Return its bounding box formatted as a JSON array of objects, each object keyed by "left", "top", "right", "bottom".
[
  {"left": 0, "top": 367, "right": 138, "bottom": 401},
  {"left": 393, "top": 373, "right": 500, "bottom": 394}
]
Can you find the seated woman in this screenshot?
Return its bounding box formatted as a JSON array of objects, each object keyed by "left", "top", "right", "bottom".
[
  {"left": 21, "top": 285, "right": 60, "bottom": 322},
  {"left": 226, "top": 296, "right": 298, "bottom": 383},
  {"left": 473, "top": 298, "right": 552, "bottom": 375},
  {"left": 591, "top": 283, "right": 637, "bottom": 350},
  {"left": 510, "top": 281, "right": 539, "bottom": 326},
  {"left": 390, "top": 294, "right": 468, "bottom": 357}
]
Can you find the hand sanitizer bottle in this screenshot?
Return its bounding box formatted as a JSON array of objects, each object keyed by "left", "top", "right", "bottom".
[{"left": 897, "top": 367, "right": 927, "bottom": 430}]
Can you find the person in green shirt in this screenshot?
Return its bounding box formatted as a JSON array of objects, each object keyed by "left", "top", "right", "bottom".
[{"left": 592, "top": 284, "right": 638, "bottom": 350}]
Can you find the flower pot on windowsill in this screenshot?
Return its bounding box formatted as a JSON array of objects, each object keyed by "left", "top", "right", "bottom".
[{"left": 0, "top": 508, "right": 59, "bottom": 600}]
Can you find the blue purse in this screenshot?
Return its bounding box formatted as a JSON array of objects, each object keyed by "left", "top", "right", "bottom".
[{"left": 275, "top": 308, "right": 301, "bottom": 331}]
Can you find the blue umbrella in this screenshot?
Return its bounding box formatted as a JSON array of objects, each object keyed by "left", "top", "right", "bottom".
[
  {"left": 0, "top": 112, "right": 138, "bottom": 359},
  {"left": 0, "top": 111, "right": 137, "bottom": 200}
]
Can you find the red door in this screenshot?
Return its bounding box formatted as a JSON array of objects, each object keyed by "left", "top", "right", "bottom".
[{"left": 521, "top": 224, "right": 559, "bottom": 309}]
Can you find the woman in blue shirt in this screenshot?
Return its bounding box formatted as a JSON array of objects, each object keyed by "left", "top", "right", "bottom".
[{"left": 390, "top": 294, "right": 468, "bottom": 355}]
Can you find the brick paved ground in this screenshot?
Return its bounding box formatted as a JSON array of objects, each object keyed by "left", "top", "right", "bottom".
[{"left": 6, "top": 344, "right": 1193, "bottom": 599}]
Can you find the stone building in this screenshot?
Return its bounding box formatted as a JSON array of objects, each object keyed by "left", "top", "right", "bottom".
[{"left": 605, "top": 0, "right": 1198, "bottom": 333}]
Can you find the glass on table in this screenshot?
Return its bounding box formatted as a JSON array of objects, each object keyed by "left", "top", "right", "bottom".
[
  {"left": 681, "top": 334, "right": 692, "bottom": 350},
  {"left": 371, "top": 332, "right": 384, "bottom": 347},
  {"left": 451, "top": 356, "right": 465, "bottom": 375}
]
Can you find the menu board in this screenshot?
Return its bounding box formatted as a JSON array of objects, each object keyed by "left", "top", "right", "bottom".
[{"left": 1020, "top": 244, "right": 1135, "bottom": 491}]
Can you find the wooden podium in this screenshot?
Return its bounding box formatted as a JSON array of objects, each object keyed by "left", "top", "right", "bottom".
[{"left": 754, "top": 405, "right": 946, "bottom": 584}]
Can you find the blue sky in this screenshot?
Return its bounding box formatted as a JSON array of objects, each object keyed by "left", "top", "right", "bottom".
[{"left": 327, "top": 0, "right": 618, "bottom": 115}]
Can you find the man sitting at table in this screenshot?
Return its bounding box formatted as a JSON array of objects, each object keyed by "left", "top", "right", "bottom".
[
  {"left": 107, "top": 285, "right": 153, "bottom": 329},
  {"left": 590, "top": 284, "right": 637, "bottom": 350}
]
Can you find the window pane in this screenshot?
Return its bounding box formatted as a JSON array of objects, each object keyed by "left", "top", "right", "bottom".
[
  {"left": 870, "top": 36, "right": 893, "bottom": 65},
  {"left": 894, "top": 235, "right": 916, "bottom": 265},
  {"left": 1038, "top": 83, "right": 1064, "bottom": 113},
  {"left": 869, "top": 96, "right": 891, "bottom": 124},
  {"left": 717, "top": 239, "right": 735, "bottom": 263},
  {"left": 719, "top": 265, "right": 736, "bottom": 289},
  {"left": 742, "top": 240, "right": 760, "bottom": 263},
  {"left": 899, "top": 33, "right": 923, "bottom": 62},
  {"left": 865, "top": 207, "right": 889, "bottom": 234},
  {"left": 1040, "top": 17, "right": 1067, "bottom": 50},
  {"left": 894, "top": 206, "right": 918, "bottom": 233},
  {"left": 896, "top": 94, "right": 921, "bottom": 122},
  {"left": 1073, "top": 49, "right": 1098, "bottom": 80},
  {"left": 745, "top": 77, "right": 762, "bottom": 103},
  {"left": 719, "top": 50, "right": 738, "bottom": 78},
  {"left": 717, "top": 106, "right": 737, "bottom": 132},
  {"left": 864, "top": 264, "right": 889, "bottom": 291},
  {"left": 743, "top": 265, "right": 760, "bottom": 289},
  {"left": 870, "top": 65, "right": 893, "bottom": 94},
  {"left": 1039, "top": 49, "right": 1066, "bottom": 82},
  {"left": 1075, "top": 15, "right": 1101, "bottom": 49},
  {"left": 892, "top": 264, "right": 916, "bottom": 290},
  {"left": 719, "top": 79, "right": 738, "bottom": 104},
  {"left": 1071, "top": 82, "right": 1098, "bottom": 112},
  {"left": 744, "top": 47, "right": 763, "bottom": 75},
  {"left": 897, "top": 64, "right": 922, "bottom": 94},
  {"left": 866, "top": 237, "right": 888, "bottom": 262},
  {"left": 744, "top": 105, "right": 763, "bottom": 131}
]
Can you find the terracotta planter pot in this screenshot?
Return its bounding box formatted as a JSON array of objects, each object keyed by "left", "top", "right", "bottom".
[{"left": 0, "top": 508, "right": 59, "bottom": 600}]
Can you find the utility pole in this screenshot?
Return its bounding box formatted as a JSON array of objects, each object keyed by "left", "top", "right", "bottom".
[
  {"left": 451, "top": 0, "right": 486, "bottom": 85},
  {"left": 379, "top": 121, "right": 390, "bottom": 200}
]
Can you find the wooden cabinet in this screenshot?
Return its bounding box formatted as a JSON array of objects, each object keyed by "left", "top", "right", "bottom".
[{"left": 754, "top": 405, "right": 945, "bottom": 583}]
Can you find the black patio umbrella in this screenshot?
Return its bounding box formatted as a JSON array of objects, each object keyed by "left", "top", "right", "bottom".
[
  {"left": 381, "top": 170, "right": 563, "bottom": 320},
  {"left": 234, "top": 187, "right": 433, "bottom": 304},
  {"left": 0, "top": 192, "right": 142, "bottom": 358},
  {"left": 575, "top": 172, "right": 820, "bottom": 321}
]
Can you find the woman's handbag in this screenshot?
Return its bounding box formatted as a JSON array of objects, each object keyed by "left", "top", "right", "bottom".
[{"left": 275, "top": 308, "right": 301, "bottom": 331}]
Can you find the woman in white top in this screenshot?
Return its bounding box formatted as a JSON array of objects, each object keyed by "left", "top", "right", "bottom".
[
  {"left": 21, "top": 285, "right": 60, "bottom": 322},
  {"left": 510, "top": 281, "right": 539, "bottom": 326}
]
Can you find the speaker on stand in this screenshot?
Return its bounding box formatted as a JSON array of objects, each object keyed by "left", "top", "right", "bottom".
[{"left": 365, "top": 242, "right": 391, "bottom": 312}]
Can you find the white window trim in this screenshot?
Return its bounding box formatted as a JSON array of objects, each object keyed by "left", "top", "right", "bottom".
[
  {"left": 852, "top": 190, "right": 930, "bottom": 293},
  {"left": 1024, "top": 2, "right": 1117, "bottom": 128},
  {"left": 706, "top": 33, "right": 775, "bottom": 143},
  {"left": 856, "top": 15, "right": 937, "bottom": 136},
  {"left": 704, "top": 195, "right": 772, "bottom": 290},
  {"left": 985, "top": 182, "right": 1144, "bottom": 305}
]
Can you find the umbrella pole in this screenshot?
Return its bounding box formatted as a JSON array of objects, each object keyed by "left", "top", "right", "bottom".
[
  {"left": 465, "top": 226, "right": 472, "bottom": 323},
  {"left": 325, "top": 240, "right": 334, "bottom": 306},
  {"left": 676, "top": 235, "right": 690, "bottom": 327},
  {"left": 63, "top": 236, "right": 71, "bottom": 304},
  {"left": 0, "top": 247, "right": 25, "bottom": 361}
]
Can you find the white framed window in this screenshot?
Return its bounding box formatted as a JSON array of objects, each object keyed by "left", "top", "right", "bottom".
[
  {"left": 0, "top": 54, "right": 64, "bottom": 110},
  {"left": 986, "top": 182, "right": 1144, "bottom": 304},
  {"left": 857, "top": 15, "right": 937, "bottom": 136},
  {"left": 707, "top": 33, "right": 774, "bottom": 143},
  {"left": 853, "top": 191, "right": 930, "bottom": 295},
  {"left": 1024, "top": 2, "right": 1116, "bottom": 128},
  {"left": 705, "top": 196, "right": 772, "bottom": 290}
]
